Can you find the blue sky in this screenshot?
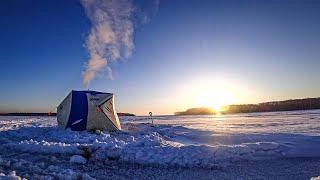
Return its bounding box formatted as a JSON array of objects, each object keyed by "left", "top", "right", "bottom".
[{"left": 1, "top": 0, "right": 320, "bottom": 115}]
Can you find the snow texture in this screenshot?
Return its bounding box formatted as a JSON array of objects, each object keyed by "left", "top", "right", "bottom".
[
  {"left": 0, "top": 171, "right": 25, "bottom": 180},
  {"left": 0, "top": 110, "right": 320, "bottom": 179},
  {"left": 311, "top": 176, "right": 320, "bottom": 180},
  {"left": 70, "top": 155, "right": 87, "bottom": 164}
]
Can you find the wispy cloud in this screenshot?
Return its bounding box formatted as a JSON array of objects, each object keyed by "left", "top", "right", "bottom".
[{"left": 81, "top": 0, "right": 159, "bottom": 87}]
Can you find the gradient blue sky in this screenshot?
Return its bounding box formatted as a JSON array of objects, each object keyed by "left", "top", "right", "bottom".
[{"left": 1, "top": 0, "right": 320, "bottom": 115}]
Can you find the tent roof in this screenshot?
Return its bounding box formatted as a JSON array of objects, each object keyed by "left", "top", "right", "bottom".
[{"left": 71, "top": 90, "right": 112, "bottom": 96}]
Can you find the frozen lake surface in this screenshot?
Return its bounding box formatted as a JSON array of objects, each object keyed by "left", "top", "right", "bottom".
[{"left": 0, "top": 110, "right": 320, "bottom": 179}]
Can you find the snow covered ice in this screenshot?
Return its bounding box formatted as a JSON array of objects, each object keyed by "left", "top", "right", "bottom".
[{"left": 1, "top": 110, "right": 320, "bottom": 179}]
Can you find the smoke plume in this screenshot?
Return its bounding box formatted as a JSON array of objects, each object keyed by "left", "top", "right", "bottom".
[{"left": 81, "top": 0, "right": 159, "bottom": 87}]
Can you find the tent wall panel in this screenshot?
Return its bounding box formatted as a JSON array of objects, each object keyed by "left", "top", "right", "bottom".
[
  {"left": 57, "top": 92, "right": 72, "bottom": 129},
  {"left": 100, "top": 96, "right": 121, "bottom": 130},
  {"left": 86, "top": 93, "right": 118, "bottom": 131},
  {"left": 66, "top": 91, "right": 88, "bottom": 131}
]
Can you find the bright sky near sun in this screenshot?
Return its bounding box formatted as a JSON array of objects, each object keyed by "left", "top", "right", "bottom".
[{"left": 1, "top": 0, "right": 320, "bottom": 115}]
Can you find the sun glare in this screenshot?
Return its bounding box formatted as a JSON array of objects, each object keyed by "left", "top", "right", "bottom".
[{"left": 195, "top": 89, "right": 235, "bottom": 112}]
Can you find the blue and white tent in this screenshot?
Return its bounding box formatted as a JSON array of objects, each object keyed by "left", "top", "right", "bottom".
[{"left": 57, "top": 90, "right": 121, "bottom": 131}]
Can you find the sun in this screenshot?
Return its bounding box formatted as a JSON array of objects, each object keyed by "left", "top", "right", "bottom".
[
  {"left": 211, "top": 101, "right": 224, "bottom": 112},
  {"left": 195, "top": 90, "right": 235, "bottom": 112}
]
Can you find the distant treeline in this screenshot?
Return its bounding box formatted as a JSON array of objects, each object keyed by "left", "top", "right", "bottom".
[
  {"left": 0, "top": 112, "right": 135, "bottom": 117},
  {"left": 175, "top": 97, "right": 320, "bottom": 115},
  {"left": 175, "top": 107, "right": 215, "bottom": 115},
  {"left": 0, "top": 113, "right": 56, "bottom": 116}
]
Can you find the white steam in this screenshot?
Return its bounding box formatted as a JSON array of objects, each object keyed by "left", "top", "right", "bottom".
[{"left": 81, "top": 0, "right": 135, "bottom": 87}]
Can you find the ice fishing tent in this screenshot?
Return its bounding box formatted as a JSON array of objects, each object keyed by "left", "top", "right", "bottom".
[{"left": 57, "top": 90, "right": 121, "bottom": 131}]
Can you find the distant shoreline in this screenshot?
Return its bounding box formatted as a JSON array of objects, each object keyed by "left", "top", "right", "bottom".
[
  {"left": 0, "top": 113, "right": 56, "bottom": 117},
  {"left": 0, "top": 112, "right": 135, "bottom": 117},
  {"left": 175, "top": 97, "right": 320, "bottom": 115}
]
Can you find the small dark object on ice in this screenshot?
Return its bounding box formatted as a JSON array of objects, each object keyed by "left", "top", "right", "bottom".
[
  {"left": 82, "top": 146, "right": 91, "bottom": 159},
  {"left": 149, "top": 111, "right": 154, "bottom": 127}
]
